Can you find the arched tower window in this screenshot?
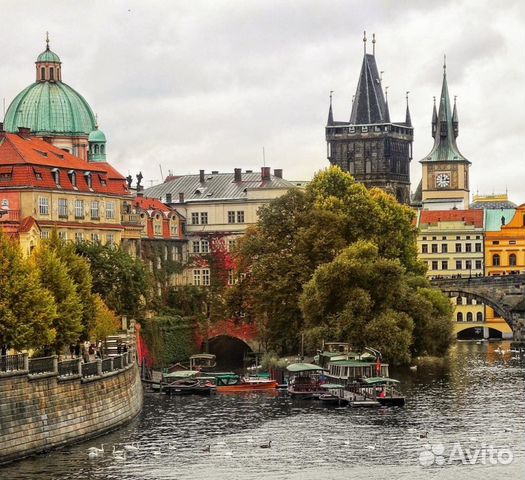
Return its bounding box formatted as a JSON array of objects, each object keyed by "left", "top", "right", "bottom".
[
  {"left": 94, "top": 144, "right": 99, "bottom": 154},
  {"left": 509, "top": 253, "right": 517, "bottom": 266},
  {"left": 476, "top": 312, "right": 483, "bottom": 322},
  {"left": 466, "top": 312, "right": 473, "bottom": 322},
  {"left": 493, "top": 254, "right": 500, "bottom": 266},
  {"left": 456, "top": 312, "right": 463, "bottom": 322},
  {"left": 40, "top": 67, "right": 45, "bottom": 80},
  {"left": 49, "top": 67, "right": 54, "bottom": 81},
  {"left": 100, "top": 144, "right": 105, "bottom": 154}
]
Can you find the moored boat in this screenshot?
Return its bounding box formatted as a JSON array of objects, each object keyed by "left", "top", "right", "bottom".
[
  {"left": 206, "top": 373, "right": 278, "bottom": 392},
  {"left": 318, "top": 383, "right": 349, "bottom": 407},
  {"left": 286, "top": 363, "right": 327, "bottom": 399},
  {"left": 162, "top": 370, "right": 216, "bottom": 396}
]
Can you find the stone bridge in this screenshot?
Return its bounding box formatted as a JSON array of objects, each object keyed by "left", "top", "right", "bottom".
[{"left": 430, "top": 274, "right": 525, "bottom": 341}]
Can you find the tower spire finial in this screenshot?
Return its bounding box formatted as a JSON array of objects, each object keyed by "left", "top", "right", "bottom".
[
  {"left": 46, "top": 31, "right": 50, "bottom": 50},
  {"left": 406, "top": 91, "right": 410, "bottom": 106},
  {"left": 372, "top": 33, "right": 376, "bottom": 56},
  {"left": 363, "top": 30, "right": 367, "bottom": 54},
  {"left": 443, "top": 54, "right": 447, "bottom": 74}
]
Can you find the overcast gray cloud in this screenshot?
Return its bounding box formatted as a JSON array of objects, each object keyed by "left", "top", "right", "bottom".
[{"left": 1, "top": 0, "right": 524, "bottom": 203}]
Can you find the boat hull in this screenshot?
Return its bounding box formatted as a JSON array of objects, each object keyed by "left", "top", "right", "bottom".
[{"left": 216, "top": 380, "right": 278, "bottom": 392}]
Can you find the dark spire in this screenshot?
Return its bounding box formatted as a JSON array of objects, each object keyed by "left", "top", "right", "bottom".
[
  {"left": 372, "top": 33, "right": 376, "bottom": 56},
  {"left": 349, "top": 41, "right": 388, "bottom": 124},
  {"left": 422, "top": 60, "right": 468, "bottom": 163},
  {"left": 431, "top": 96, "right": 438, "bottom": 138},
  {"left": 452, "top": 95, "right": 459, "bottom": 137},
  {"left": 405, "top": 91, "right": 412, "bottom": 127},
  {"left": 384, "top": 86, "right": 391, "bottom": 123},
  {"left": 327, "top": 91, "right": 334, "bottom": 126}
]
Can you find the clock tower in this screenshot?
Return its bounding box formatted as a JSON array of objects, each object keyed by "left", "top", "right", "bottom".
[{"left": 420, "top": 61, "right": 470, "bottom": 210}]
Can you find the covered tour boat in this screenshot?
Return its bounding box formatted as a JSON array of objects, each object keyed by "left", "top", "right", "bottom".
[
  {"left": 286, "top": 363, "right": 327, "bottom": 399},
  {"left": 162, "top": 370, "right": 216, "bottom": 396},
  {"left": 205, "top": 373, "right": 278, "bottom": 392}
]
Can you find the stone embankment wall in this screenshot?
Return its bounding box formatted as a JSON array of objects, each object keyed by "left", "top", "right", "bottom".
[{"left": 0, "top": 352, "right": 143, "bottom": 464}]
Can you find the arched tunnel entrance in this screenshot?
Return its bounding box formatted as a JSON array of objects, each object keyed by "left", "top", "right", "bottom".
[
  {"left": 205, "top": 335, "right": 252, "bottom": 370},
  {"left": 457, "top": 327, "right": 504, "bottom": 341}
]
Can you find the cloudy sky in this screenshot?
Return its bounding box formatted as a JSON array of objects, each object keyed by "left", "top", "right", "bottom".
[{"left": 1, "top": 0, "right": 524, "bottom": 203}]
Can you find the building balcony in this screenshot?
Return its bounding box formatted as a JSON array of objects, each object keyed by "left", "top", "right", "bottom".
[
  {"left": 0, "top": 209, "right": 20, "bottom": 221},
  {"left": 121, "top": 213, "right": 141, "bottom": 225}
]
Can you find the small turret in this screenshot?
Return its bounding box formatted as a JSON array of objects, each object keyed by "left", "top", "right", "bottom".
[
  {"left": 452, "top": 96, "right": 459, "bottom": 138},
  {"left": 431, "top": 96, "right": 438, "bottom": 138},
  {"left": 88, "top": 122, "right": 107, "bottom": 163}
]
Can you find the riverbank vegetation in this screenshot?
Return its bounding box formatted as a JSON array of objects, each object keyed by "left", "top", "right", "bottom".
[{"left": 229, "top": 167, "right": 453, "bottom": 364}]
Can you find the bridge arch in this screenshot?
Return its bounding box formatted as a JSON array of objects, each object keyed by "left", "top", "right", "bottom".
[{"left": 205, "top": 335, "right": 253, "bottom": 370}]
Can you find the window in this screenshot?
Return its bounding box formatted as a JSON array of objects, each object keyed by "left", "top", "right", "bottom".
[
  {"left": 193, "top": 269, "right": 210, "bottom": 286},
  {"left": 441, "top": 244, "right": 448, "bottom": 253},
  {"left": 237, "top": 211, "right": 245, "bottom": 223},
  {"left": 91, "top": 233, "right": 100, "bottom": 243},
  {"left": 202, "top": 269, "right": 210, "bottom": 286},
  {"left": 170, "top": 222, "right": 177, "bottom": 236},
  {"left": 455, "top": 243, "right": 461, "bottom": 253},
  {"left": 466, "top": 260, "right": 472, "bottom": 270},
  {"left": 509, "top": 240, "right": 516, "bottom": 245},
  {"left": 58, "top": 231, "right": 67, "bottom": 240},
  {"left": 466, "top": 236, "right": 471, "bottom": 240},
  {"left": 456, "top": 297, "right": 463, "bottom": 305},
  {"left": 431, "top": 261, "right": 438, "bottom": 270},
  {"left": 422, "top": 244, "right": 428, "bottom": 253},
  {"left": 466, "top": 312, "right": 473, "bottom": 322},
  {"left": 456, "top": 236, "right": 461, "bottom": 240},
  {"left": 85, "top": 172, "right": 92, "bottom": 189},
  {"left": 465, "top": 243, "right": 472, "bottom": 252},
  {"left": 52, "top": 168, "right": 60, "bottom": 186},
  {"left": 492, "top": 241, "right": 499, "bottom": 245},
  {"left": 154, "top": 223, "right": 162, "bottom": 236},
  {"left": 68, "top": 170, "right": 76, "bottom": 187},
  {"left": 456, "top": 260, "right": 462, "bottom": 270},
  {"left": 465, "top": 297, "right": 472, "bottom": 305},
  {"left": 228, "top": 239, "right": 238, "bottom": 251},
  {"left": 201, "top": 239, "right": 209, "bottom": 253},
  {"left": 493, "top": 254, "right": 500, "bottom": 266},
  {"left": 40, "top": 66, "right": 45, "bottom": 79},
  {"left": 192, "top": 240, "right": 200, "bottom": 253},
  {"left": 200, "top": 212, "right": 208, "bottom": 224},
  {"left": 228, "top": 211, "right": 235, "bottom": 223},
  {"left": 106, "top": 201, "right": 115, "bottom": 219},
  {"left": 91, "top": 201, "right": 100, "bottom": 219},
  {"left": 422, "top": 236, "right": 427, "bottom": 241},
  {"left": 38, "top": 197, "right": 49, "bottom": 215},
  {"left": 476, "top": 235, "right": 481, "bottom": 240},
  {"left": 40, "top": 230, "right": 50, "bottom": 239},
  {"left": 191, "top": 212, "right": 199, "bottom": 224},
  {"left": 58, "top": 198, "right": 68, "bottom": 218},
  {"left": 477, "top": 312, "right": 483, "bottom": 322},
  {"left": 441, "top": 261, "right": 448, "bottom": 270},
  {"left": 475, "top": 243, "right": 482, "bottom": 252},
  {"left": 49, "top": 67, "right": 54, "bottom": 80},
  {"left": 475, "top": 260, "right": 482, "bottom": 270},
  {"left": 509, "top": 254, "right": 517, "bottom": 266},
  {"left": 75, "top": 232, "right": 84, "bottom": 242},
  {"left": 457, "top": 312, "right": 463, "bottom": 322},
  {"left": 75, "top": 199, "right": 84, "bottom": 219},
  {"left": 431, "top": 244, "right": 438, "bottom": 253},
  {"left": 106, "top": 233, "right": 115, "bottom": 245},
  {"left": 432, "top": 236, "right": 437, "bottom": 241}
]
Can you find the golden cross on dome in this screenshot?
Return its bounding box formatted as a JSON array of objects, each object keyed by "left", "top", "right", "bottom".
[{"left": 46, "top": 31, "right": 50, "bottom": 50}]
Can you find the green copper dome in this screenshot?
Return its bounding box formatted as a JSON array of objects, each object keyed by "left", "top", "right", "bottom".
[
  {"left": 88, "top": 127, "right": 106, "bottom": 143},
  {"left": 36, "top": 49, "right": 61, "bottom": 63},
  {"left": 4, "top": 81, "right": 96, "bottom": 137}
]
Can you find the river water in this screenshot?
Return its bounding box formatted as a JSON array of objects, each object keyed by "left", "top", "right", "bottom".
[{"left": 2, "top": 341, "right": 523, "bottom": 480}]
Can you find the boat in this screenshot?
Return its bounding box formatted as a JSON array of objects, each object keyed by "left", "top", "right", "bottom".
[
  {"left": 286, "top": 363, "right": 327, "bottom": 399},
  {"left": 318, "top": 383, "right": 349, "bottom": 407},
  {"left": 360, "top": 377, "right": 405, "bottom": 406},
  {"left": 189, "top": 353, "right": 217, "bottom": 371},
  {"left": 162, "top": 370, "right": 216, "bottom": 396},
  {"left": 206, "top": 373, "right": 278, "bottom": 392}
]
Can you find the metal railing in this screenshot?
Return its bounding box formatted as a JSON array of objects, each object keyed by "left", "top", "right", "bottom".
[
  {"left": 0, "top": 353, "right": 26, "bottom": 372},
  {"left": 113, "top": 355, "right": 122, "bottom": 370},
  {"left": 58, "top": 359, "right": 80, "bottom": 377},
  {"left": 102, "top": 357, "right": 113, "bottom": 373},
  {"left": 82, "top": 361, "right": 98, "bottom": 378},
  {"left": 29, "top": 356, "right": 56, "bottom": 375}
]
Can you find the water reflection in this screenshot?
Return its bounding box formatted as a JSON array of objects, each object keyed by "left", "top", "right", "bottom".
[{"left": 1, "top": 342, "right": 523, "bottom": 479}]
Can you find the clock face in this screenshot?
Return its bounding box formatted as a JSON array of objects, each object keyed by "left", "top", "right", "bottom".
[{"left": 436, "top": 173, "right": 450, "bottom": 188}]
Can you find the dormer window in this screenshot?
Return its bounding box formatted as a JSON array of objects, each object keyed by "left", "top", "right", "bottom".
[
  {"left": 51, "top": 168, "right": 60, "bottom": 186},
  {"left": 68, "top": 170, "right": 76, "bottom": 187},
  {"left": 84, "top": 171, "right": 92, "bottom": 189}
]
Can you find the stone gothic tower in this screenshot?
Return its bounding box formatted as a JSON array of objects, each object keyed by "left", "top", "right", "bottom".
[
  {"left": 419, "top": 61, "right": 470, "bottom": 210},
  {"left": 325, "top": 33, "right": 413, "bottom": 204}
]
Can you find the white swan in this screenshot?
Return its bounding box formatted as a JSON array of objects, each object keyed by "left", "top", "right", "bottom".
[
  {"left": 124, "top": 442, "right": 139, "bottom": 452},
  {"left": 168, "top": 442, "right": 177, "bottom": 450},
  {"left": 152, "top": 448, "right": 162, "bottom": 456}
]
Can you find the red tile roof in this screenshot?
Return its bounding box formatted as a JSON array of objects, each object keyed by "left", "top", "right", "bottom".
[
  {"left": 0, "top": 133, "right": 129, "bottom": 196},
  {"left": 419, "top": 209, "right": 483, "bottom": 228},
  {"left": 134, "top": 196, "right": 170, "bottom": 212}
]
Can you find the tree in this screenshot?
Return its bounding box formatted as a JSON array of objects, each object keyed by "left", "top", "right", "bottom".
[
  {"left": 91, "top": 295, "right": 120, "bottom": 344},
  {"left": 0, "top": 232, "right": 56, "bottom": 351},
  {"left": 75, "top": 241, "right": 151, "bottom": 318},
  {"left": 46, "top": 232, "right": 96, "bottom": 339},
  {"left": 32, "top": 244, "right": 83, "bottom": 353},
  {"left": 232, "top": 166, "right": 431, "bottom": 355}
]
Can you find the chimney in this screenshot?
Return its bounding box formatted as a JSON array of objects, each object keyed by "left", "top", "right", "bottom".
[
  {"left": 17, "top": 127, "right": 31, "bottom": 138},
  {"left": 42, "top": 136, "right": 53, "bottom": 144},
  {"left": 234, "top": 168, "right": 242, "bottom": 182},
  {"left": 274, "top": 168, "right": 283, "bottom": 179},
  {"left": 199, "top": 170, "right": 205, "bottom": 183},
  {"left": 261, "top": 166, "right": 271, "bottom": 181},
  {"left": 165, "top": 193, "right": 172, "bottom": 204},
  {"left": 179, "top": 192, "right": 185, "bottom": 203}
]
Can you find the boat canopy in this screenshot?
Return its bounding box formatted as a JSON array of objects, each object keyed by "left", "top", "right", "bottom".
[
  {"left": 286, "top": 363, "right": 325, "bottom": 373},
  {"left": 363, "top": 377, "right": 400, "bottom": 385},
  {"left": 320, "top": 383, "right": 345, "bottom": 389},
  {"left": 163, "top": 370, "right": 199, "bottom": 379},
  {"left": 329, "top": 359, "right": 388, "bottom": 367},
  {"left": 190, "top": 353, "right": 216, "bottom": 360}
]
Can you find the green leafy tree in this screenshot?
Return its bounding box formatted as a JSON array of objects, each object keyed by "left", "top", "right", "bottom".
[
  {"left": 32, "top": 245, "right": 83, "bottom": 353},
  {"left": 0, "top": 232, "right": 56, "bottom": 351},
  {"left": 75, "top": 241, "right": 151, "bottom": 318},
  {"left": 46, "top": 232, "right": 96, "bottom": 339},
  {"left": 91, "top": 295, "right": 120, "bottom": 343}
]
